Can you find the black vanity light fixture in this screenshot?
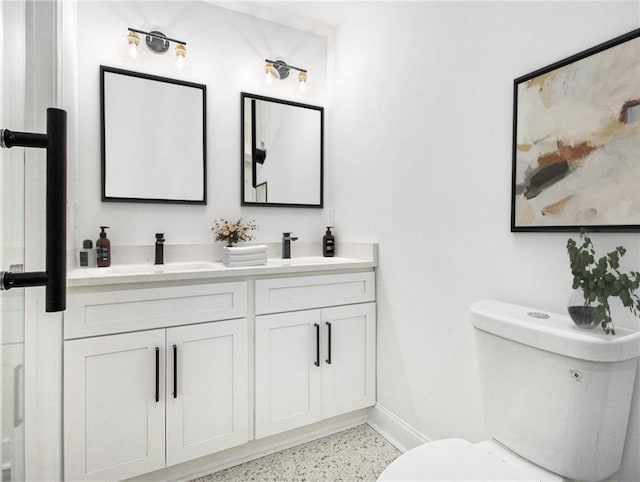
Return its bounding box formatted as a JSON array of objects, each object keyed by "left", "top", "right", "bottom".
[
  {"left": 264, "top": 59, "right": 308, "bottom": 92},
  {"left": 127, "top": 27, "right": 187, "bottom": 68}
]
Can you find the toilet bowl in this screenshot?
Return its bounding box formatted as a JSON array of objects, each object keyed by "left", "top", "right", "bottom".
[{"left": 378, "top": 438, "right": 562, "bottom": 481}]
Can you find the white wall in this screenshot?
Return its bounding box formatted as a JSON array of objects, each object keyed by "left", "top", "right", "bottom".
[
  {"left": 68, "top": 1, "right": 328, "bottom": 250},
  {"left": 327, "top": 2, "right": 640, "bottom": 480}
]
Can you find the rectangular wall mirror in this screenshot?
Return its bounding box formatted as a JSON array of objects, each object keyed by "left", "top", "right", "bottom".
[
  {"left": 101, "top": 66, "right": 207, "bottom": 204},
  {"left": 241, "top": 92, "right": 323, "bottom": 207}
]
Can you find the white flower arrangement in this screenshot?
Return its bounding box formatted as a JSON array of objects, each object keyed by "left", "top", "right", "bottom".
[{"left": 212, "top": 218, "right": 257, "bottom": 247}]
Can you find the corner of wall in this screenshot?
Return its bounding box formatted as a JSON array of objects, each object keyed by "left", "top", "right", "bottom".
[{"left": 367, "top": 404, "right": 430, "bottom": 453}]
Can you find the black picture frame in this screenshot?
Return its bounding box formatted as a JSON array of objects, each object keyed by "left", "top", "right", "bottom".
[{"left": 511, "top": 28, "right": 640, "bottom": 232}]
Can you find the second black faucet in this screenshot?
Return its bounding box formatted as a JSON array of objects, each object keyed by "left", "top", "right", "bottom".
[
  {"left": 155, "top": 233, "right": 165, "bottom": 265},
  {"left": 282, "top": 232, "right": 298, "bottom": 259}
]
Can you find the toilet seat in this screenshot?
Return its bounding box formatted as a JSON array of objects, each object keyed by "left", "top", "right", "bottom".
[{"left": 377, "top": 439, "right": 562, "bottom": 481}]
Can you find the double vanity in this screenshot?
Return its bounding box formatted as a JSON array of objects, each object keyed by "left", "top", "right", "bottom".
[{"left": 62, "top": 243, "right": 377, "bottom": 481}]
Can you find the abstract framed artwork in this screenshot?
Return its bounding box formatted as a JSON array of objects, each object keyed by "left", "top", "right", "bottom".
[{"left": 511, "top": 28, "right": 640, "bottom": 232}]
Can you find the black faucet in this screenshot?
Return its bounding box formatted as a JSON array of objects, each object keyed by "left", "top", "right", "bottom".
[
  {"left": 155, "top": 233, "right": 165, "bottom": 265},
  {"left": 282, "top": 232, "right": 298, "bottom": 259}
]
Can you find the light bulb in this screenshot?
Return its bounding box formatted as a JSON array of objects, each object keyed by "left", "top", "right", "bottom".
[
  {"left": 265, "top": 72, "right": 275, "bottom": 85},
  {"left": 175, "top": 43, "right": 187, "bottom": 70},
  {"left": 127, "top": 30, "right": 140, "bottom": 60},
  {"left": 129, "top": 42, "right": 138, "bottom": 59},
  {"left": 298, "top": 71, "right": 308, "bottom": 93},
  {"left": 264, "top": 62, "right": 276, "bottom": 85}
]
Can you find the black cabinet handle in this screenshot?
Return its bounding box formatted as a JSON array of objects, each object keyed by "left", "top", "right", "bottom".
[
  {"left": 155, "top": 347, "right": 160, "bottom": 403},
  {"left": 173, "top": 344, "right": 178, "bottom": 399},
  {"left": 325, "top": 322, "right": 332, "bottom": 365},
  {"left": 314, "top": 323, "right": 320, "bottom": 367}
]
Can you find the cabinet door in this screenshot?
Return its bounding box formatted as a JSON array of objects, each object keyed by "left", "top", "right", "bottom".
[
  {"left": 166, "top": 319, "right": 248, "bottom": 466},
  {"left": 64, "top": 330, "right": 166, "bottom": 481},
  {"left": 321, "top": 303, "right": 376, "bottom": 419},
  {"left": 255, "top": 310, "right": 322, "bottom": 438}
]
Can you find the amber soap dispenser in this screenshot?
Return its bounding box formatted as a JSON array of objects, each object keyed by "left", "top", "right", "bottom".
[{"left": 96, "top": 226, "right": 111, "bottom": 267}]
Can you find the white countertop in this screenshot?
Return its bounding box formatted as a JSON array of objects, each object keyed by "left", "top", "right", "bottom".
[{"left": 67, "top": 243, "right": 377, "bottom": 288}]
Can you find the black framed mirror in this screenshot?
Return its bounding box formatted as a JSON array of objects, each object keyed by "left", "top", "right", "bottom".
[
  {"left": 241, "top": 92, "right": 323, "bottom": 207},
  {"left": 101, "top": 66, "right": 207, "bottom": 204}
]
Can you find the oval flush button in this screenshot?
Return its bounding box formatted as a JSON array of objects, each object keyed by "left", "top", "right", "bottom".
[{"left": 527, "top": 312, "right": 550, "bottom": 319}]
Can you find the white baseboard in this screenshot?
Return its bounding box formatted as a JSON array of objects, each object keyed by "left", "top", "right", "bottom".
[{"left": 366, "top": 404, "right": 429, "bottom": 453}]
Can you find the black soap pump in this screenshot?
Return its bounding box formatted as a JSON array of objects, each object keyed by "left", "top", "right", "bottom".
[
  {"left": 323, "top": 227, "right": 335, "bottom": 257},
  {"left": 96, "top": 226, "right": 111, "bottom": 267}
]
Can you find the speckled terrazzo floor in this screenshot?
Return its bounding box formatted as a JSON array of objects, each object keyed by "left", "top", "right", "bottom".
[{"left": 189, "top": 424, "right": 401, "bottom": 481}]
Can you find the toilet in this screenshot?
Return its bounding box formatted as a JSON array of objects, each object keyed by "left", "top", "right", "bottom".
[{"left": 379, "top": 300, "right": 640, "bottom": 482}]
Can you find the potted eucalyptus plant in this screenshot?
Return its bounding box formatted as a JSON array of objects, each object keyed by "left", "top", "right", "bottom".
[{"left": 566, "top": 231, "right": 640, "bottom": 335}]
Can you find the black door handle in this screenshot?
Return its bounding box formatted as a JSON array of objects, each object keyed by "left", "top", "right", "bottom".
[
  {"left": 173, "top": 344, "right": 178, "bottom": 399},
  {"left": 0, "top": 108, "right": 67, "bottom": 312},
  {"left": 155, "top": 347, "right": 160, "bottom": 403},
  {"left": 325, "top": 322, "right": 332, "bottom": 365},
  {"left": 314, "top": 323, "right": 320, "bottom": 367}
]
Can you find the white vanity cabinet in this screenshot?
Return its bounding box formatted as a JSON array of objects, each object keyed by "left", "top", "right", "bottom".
[
  {"left": 63, "top": 282, "right": 248, "bottom": 481},
  {"left": 254, "top": 272, "right": 376, "bottom": 438},
  {"left": 62, "top": 250, "right": 378, "bottom": 481}
]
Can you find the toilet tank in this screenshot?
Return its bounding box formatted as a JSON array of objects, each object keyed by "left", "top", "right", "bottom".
[{"left": 470, "top": 300, "right": 640, "bottom": 482}]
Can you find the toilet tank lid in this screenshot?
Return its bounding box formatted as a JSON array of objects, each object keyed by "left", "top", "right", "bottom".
[{"left": 470, "top": 300, "right": 640, "bottom": 362}]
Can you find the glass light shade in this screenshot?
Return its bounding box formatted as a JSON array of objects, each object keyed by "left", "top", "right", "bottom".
[
  {"left": 128, "top": 42, "right": 138, "bottom": 59},
  {"left": 264, "top": 62, "right": 276, "bottom": 85},
  {"left": 298, "top": 71, "right": 308, "bottom": 92},
  {"left": 175, "top": 43, "right": 187, "bottom": 70},
  {"left": 127, "top": 31, "right": 140, "bottom": 59}
]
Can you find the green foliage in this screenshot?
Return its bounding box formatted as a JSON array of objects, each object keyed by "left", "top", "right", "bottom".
[{"left": 567, "top": 231, "right": 640, "bottom": 335}]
